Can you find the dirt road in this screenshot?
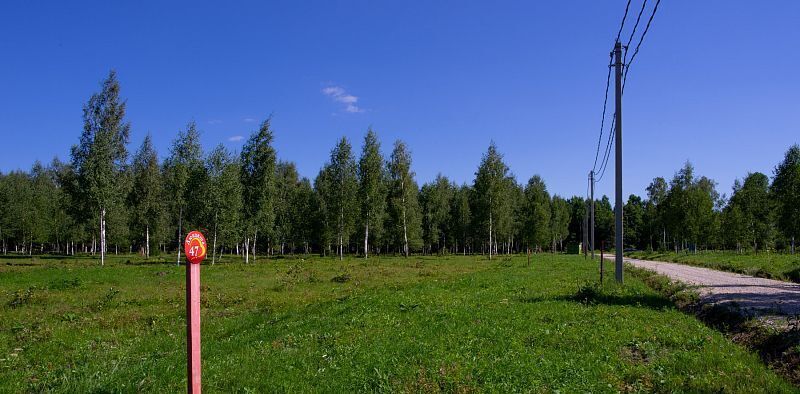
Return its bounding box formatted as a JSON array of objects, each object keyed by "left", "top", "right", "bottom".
[{"left": 618, "top": 257, "right": 800, "bottom": 316}]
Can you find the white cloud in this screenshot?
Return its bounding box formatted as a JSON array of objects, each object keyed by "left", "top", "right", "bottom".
[
  {"left": 243, "top": 117, "right": 256, "bottom": 123},
  {"left": 322, "top": 85, "right": 364, "bottom": 113},
  {"left": 228, "top": 135, "right": 244, "bottom": 142},
  {"left": 322, "top": 86, "right": 344, "bottom": 96},
  {"left": 207, "top": 119, "right": 223, "bottom": 125}
]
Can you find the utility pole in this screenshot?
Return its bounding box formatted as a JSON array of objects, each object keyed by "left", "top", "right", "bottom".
[
  {"left": 583, "top": 184, "right": 589, "bottom": 259},
  {"left": 614, "top": 41, "right": 624, "bottom": 284},
  {"left": 581, "top": 178, "right": 591, "bottom": 260},
  {"left": 590, "top": 170, "right": 595, "bottom": 260}
]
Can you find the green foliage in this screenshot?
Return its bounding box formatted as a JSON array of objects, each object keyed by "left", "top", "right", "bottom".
[
  {"left": 420, "top": 174, "right": 454, "bottom": 253},
  {"left": 473, "top": 143, "right": 514, "bottom": 256},
  {"left": 128, "top": 135, "right": 165, "bottom": 255},
  {"left": 772, "top": 145, "right": 800, "bottom": 250},
  {"left": 549, "top": 195, "right": 570, "bottom": 251},
  {"left": 8, "top": 286, "right": 36, "bottom": 308},
  {"left": 624, "top": 194, "right": 645, "bottom": 249},
  {"left": 322, "top": 137, "right": 358, "bottom": 259},
  {"left": 523, "top": 175, "right": 551, "bottom": 251},
  {"left": 357, "top": 129, "right": 388, "bottom": 256},
  {"left": 449, "top": 184, "right": 472, "bottom": 254},
  {"left": 274, "top": 161, "right": 300, "bottom": 252},
  {"left": 69, "top": 71, "right": 131, "bottom": 260},
  {"left": 313, "top": 166, "right": 335, "bottom": 255},
  {"left": 164, "top": 121, "right": 205, "bottom": 250},
  {"left": 594, "top": 196, "right": 614, "bottom": 248},
  {"left": 205, "top": 144, "right": 243, "bottom": 259},
  {"left": 727, "top": 172, "right": 774, "bottom": 251},
  {"left": 387, "top": 140, "right": 423, "bottom": 256},
  {"left": 240, "top": 118, "right": 277, "bottom": 247}
]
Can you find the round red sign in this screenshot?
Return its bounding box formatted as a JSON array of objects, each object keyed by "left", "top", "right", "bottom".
[{"left": 184, "top": 231, "right": 207, "bottom": 265}]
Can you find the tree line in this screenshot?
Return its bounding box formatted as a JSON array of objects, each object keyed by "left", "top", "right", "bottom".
[
  {"left": 1, "top": 72, "right": 798, "bottom": 263},
  {"left": 626, "top": 152, "right": 800, "bottom": 255}
]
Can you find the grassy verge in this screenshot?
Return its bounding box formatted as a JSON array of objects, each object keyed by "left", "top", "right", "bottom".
[
  {"left": 627, "top": 250, "right": 800, "bottom": 283},
  {"left": 0, "top": 254, "right": 795, "bottom": 392},
  {"left": 627, "top": 264, "right": 800, "bottom": 386}
]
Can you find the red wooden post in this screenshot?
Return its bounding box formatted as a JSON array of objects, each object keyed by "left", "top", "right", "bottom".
[{"left": 184, "top": 231, "right": 207, "bottom": 394}]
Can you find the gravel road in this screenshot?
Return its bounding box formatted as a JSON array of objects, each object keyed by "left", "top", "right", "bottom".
[{"left": 618, "top": 257, "right": 800, "bottom": 316}]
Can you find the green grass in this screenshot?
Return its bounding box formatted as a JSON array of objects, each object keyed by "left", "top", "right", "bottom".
[
  {"left": 627, "top": 250, "right": 800, "bottom": 282},
  {"left": 0, "top": 253, "right": 795, "bottom": 392}
]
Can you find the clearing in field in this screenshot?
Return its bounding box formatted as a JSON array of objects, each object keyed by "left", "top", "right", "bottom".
[{"left": 0, "top": 254, "right": 794, "bottom": 392}]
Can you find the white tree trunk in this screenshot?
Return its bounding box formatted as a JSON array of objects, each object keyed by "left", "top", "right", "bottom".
[
  {"left": 245, "top": 237, "right": 250, "bottom": 264},
  {"left": 100, "top": 208, "right": 106, "bottom": 266},
  {"left": 339, "top": 206, "right": 344, "bottom": 261},
  {"left": 176, "top": 207, "right": 183, "bottom": 265},
  {"left": 364, "top": 221, "right": 369, "bottom": 259},
  {"left": 145, "top": 224, "right": 150, "bottom": 258},
  {"left": 488, "top": 207, "right": 493, "bottom": 260},
  {"left": 212, "top": 212, "right": 218, "bottom": 265}
]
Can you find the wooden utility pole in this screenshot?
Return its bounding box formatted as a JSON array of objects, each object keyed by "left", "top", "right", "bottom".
[{"left": 614, "top": 41, "right": 624, "bottom": 284}]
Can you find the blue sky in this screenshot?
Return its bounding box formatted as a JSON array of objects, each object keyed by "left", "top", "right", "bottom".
[{"left": 1, "top": 1, "right": 798, "bottom": 200}]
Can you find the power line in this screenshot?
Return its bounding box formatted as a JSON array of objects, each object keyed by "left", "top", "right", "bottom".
[
  {"left": 593, "top": 0, "right": 635, "bottom": 174},
  {"left": 615, "top": 0, "right": 633, "bottom": 43},
  {"left": 591, "top": 55, "right": 613, "bottom": 172},
  {"left": 593, "top": 0, "right": 662, "bottom": 184},
  {"left": 623, "top": 0, "right": 649, "bottom": 63},
  {"left": 595, "top": 118, "right": 615, "bottom": 183},
  {"left": 622, "top": 0, "right": 662, "bottom": 92}
]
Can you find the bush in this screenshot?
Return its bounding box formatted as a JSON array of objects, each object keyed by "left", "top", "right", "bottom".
[{"left": 8, "top": 287, "right": 36, "bottom": 308}]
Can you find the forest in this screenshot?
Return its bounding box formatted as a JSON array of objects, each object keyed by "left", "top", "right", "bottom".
[{"left": 1, "top": 72, "right": 799, "bottom": 261}]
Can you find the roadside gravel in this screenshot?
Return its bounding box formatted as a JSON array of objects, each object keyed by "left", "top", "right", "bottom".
[{"left": 621, "top": 257, "right": 800, "bottom": 316}]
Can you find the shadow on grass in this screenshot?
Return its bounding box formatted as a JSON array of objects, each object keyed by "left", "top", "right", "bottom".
[
  {"left": 0, "top": 254, "right": 72, "bottom": 260},
  {"left": 122, "top": 259, "right": 178, "bottom": 266},
  {"left": 784, "top": 267, "right": 800, "bottom": 283},
  {"left": 518, "top": 288, "right": 673, "bottom": 310}
]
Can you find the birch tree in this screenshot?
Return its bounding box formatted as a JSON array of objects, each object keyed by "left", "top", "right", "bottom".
[
  {"left": 324, "top": 137, "right": 358, "bottom": 260},
  {"left": 550, "top": 195, "right": 570, "bottom": 252},
  {"left": 772, "top": 144, "right": 800, "bottom": 254},
  {"left": 275, "top": 161, "right": 300, "bottom": 255},
  {"left": 387, "top": 140, "right": 422, "bottom": 257},
  {"left": 473, "top": 143, "right": 512, "bottom": 259},
  {"left": 421, "top": 174, "right": 454, "bottom": 254},
  {"left": 357, "top": 129, "right": 387, "bottom": 258},
  {"left": 164, "top": 121, "right": 203, "bottom": 264},
  {"left": 523, "top": 175, "right": 551, "bottom": 252},
  {"left": 293, "top": 177, "right": 315, "bottom": 255},
  {"left": 240, "top": 118, "right": 277, "bottom": 263},
  {"left": 205, "top": 144, "right": 242, "bottom": 263},
  {"left": 728, "top": 172, "right": 773, "bottom": 251},
  {"left": 313, "top": 167, "right": 334, "bottom": 256},
  {"left": 450, "top": 184, "right": 472, "bottom": 255},
  {"left": 129, "top": 135, "right": 164, "bottom": 258},
  {"left": 70, "top": 70, "right": 130, "bottom": 265}
]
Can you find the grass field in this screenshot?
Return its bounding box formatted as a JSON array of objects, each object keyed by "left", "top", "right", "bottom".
[
  {"left": 0, "top": 253, "right": 795, "bottom": 392},
  {"left": 627, "top": 250, "right": 800, "bottom": 283}
]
